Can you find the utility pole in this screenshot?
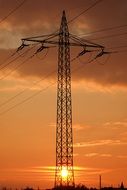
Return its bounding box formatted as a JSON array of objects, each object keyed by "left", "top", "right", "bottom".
[
  {"left": 99, "top": 175, "right": 102, "bottom": 190},
  {"left": 19, "top": 10, "right": 106, "bottom": 189}
]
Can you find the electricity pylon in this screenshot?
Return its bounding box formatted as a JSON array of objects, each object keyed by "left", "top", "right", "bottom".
[
  {"left": 55, "top": 11, "right": 74, "bottom": 187},
  {"left": 19, "top": 10, "right": 106, "bottom": 189}
]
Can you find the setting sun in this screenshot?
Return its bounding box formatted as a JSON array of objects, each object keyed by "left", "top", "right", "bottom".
[
  {"left": 0, "top": 0, "right": 127, "bottom": 189},
  {"left": 61, "top": 167, "right": 68, "bottom": 178}
]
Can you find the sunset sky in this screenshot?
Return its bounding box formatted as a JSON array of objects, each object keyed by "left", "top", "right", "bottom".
[{"left": 0, "top": 0, "right": 127, "bottom": 189}]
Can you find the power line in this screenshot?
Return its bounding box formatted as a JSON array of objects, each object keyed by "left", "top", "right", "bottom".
[
  {"left": 0, "top": 47, "right": 90, "bottom": 112},
  {"left": 0, "top": 68, "right": 56, "bottom": 108},
  {"left": 0, "top": 51, "right": 100, "bottom": 112},
  {"left": 0, "top": 50, "right": 53, "bottom": 108},
  {"left": 0, "top": 52, "right": 17, "bottom": 67},
  {"left": 0, "top": 46, "right": 57, "bottom": 109},
  {"left": 72, "top": 30, "right": 127, "bottom": 44},
  {"left": 35, "top": 0, "right": 104, "bottom": 41},
  {"left": 89, "top": 31, "right": 127, "bottom": 41},
  {"left": 0, "top": 57, "right": 89, "bottom": 116},
  {"left": 0, "top": 40, "right": 124, "bottom": 114},
  {"left": 68, "top": 0, "right": 103, "bottom": 24},
  {"left": 1, "top": 43, "right": 126, "bottom": 114},
  {"left": 0, "top": 51, "right": 27, "bottom": 71},
  {"left": 0, "top": 44, "right": 52, "bottom": 75},
  {"left": 1, "top": 7, "right": 126, "bottom": 116},
  {"left": 0, "top": 45, "right": 35, "bottom": 71},
  {"left": 0, "top": 42, "right": 126, "bottom": 116},
  {"left": 51, "top": 0, "right": 104, "bottom": 35},
  {"left": 0, "top": 81, "right": 56, "bottom": 116},
  {"left": 78, "top": 24, "right": 127, "bottom": 37},
  {"left": 0, "top": 47, "right": 49, "bottom": 81},
  {"left": 70, "top": 32, "right": 127, "bottom": 51},
  {"left": 0, "top": 0, "right": 27, "bottom": 24},
  {"left": 0, "top": 46, "right": 94, "bottom": 112},
  {"left": 115, "top": 49, "right": 127, "bottom": 53},
  {"left": 0, "top": 55, "right": 34, "bottom": 81},
  {"left": 107, "top": 45, "right": 127, "bottom": 50},
  {"left": 0, "top": 55, "right": 99, "bottom": 116}
]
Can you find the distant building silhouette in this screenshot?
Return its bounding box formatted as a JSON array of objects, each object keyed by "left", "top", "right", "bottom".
[
  {"left": 120, "top": 182, "right": 124, "bottom": 189},
  {"left": 99, "top": 175, "right": 102, "bottom": 190}
]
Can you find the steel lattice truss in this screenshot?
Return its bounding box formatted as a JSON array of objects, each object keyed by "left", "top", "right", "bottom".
[
  {"left": 18, "top": 10, "right": 109, "bottom": 189},
  {"left": 55, "top": 11, "right": 74, "bottom": 187}
]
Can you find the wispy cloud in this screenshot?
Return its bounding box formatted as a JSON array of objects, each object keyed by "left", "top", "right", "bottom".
[
  {"left": 49, "top": 123, "right": 56, "bottom": 127},
  {"left": 31, "top": 165, "right": 112, "bottom": 176},
  {"left": 84, "top": 153, "right": 112, "bottom": 157},
  {"left": 73, "top": 153, "right": 79, "bottom": 157},
  {"left": 73, "top": 123, "right": 90, "bottom": 131},
  {"left": 0, "top": 0, "right": 126, "bottom": 89},
  {"left": 84, "top": 152, "right": 127, "bottom": 159},
  {"left": 0, "top": 165, "right": 115, "bottom": 183},
  {"left": 117, "top": 155, "right": 127, "bottom": 159},
  {"left": 74, "top": 139, "right": 127, "bottom": 148},
  {"left": 49, "top": 123, "right": 90, "bottom": 131},
  {"left": 104, "top": 121, "right": 127, "bottom": 129}
]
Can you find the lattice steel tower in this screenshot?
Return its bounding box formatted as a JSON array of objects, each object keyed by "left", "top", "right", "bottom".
[
  {"left": 55, "top": 11, "right": 74, "bottom": 187},
  {"left": 18, "top": 9, "right": 106, "bottom": 189}
]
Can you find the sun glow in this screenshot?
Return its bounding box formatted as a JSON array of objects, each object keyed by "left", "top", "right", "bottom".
[{"left": 61, "top": 167, "right": 68, "bottom": 178}]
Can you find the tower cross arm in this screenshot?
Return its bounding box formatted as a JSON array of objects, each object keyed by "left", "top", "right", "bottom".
[
  {"left": 70, "top": 33, "right": 104, "bottom": 49},
  {"left": 21, "top": 32, "right": 59, "bottom": 46},
  {"left": 20, "top": 38, "right": 104, "bottom": 48}
]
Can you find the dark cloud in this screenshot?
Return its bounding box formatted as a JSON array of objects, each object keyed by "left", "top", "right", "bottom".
[{"left": 0, "top": 0, "right": 127, "bottom": 88}]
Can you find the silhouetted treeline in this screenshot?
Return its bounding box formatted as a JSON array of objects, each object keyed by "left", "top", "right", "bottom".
[
  {"left": 0, "top": 184, "right": 126, "bottom": 190},
  {"left": 52, "top": 183, "right": 127, "bottom": 190}
]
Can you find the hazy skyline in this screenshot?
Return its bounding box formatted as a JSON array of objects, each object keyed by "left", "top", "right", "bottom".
[{"left": 0, "top": 0, "right": 127, "bottom": 189}]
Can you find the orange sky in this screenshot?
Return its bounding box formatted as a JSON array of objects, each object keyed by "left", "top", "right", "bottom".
[{"left": 0, "top": 0, "right": 127, "bottom": 189}]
